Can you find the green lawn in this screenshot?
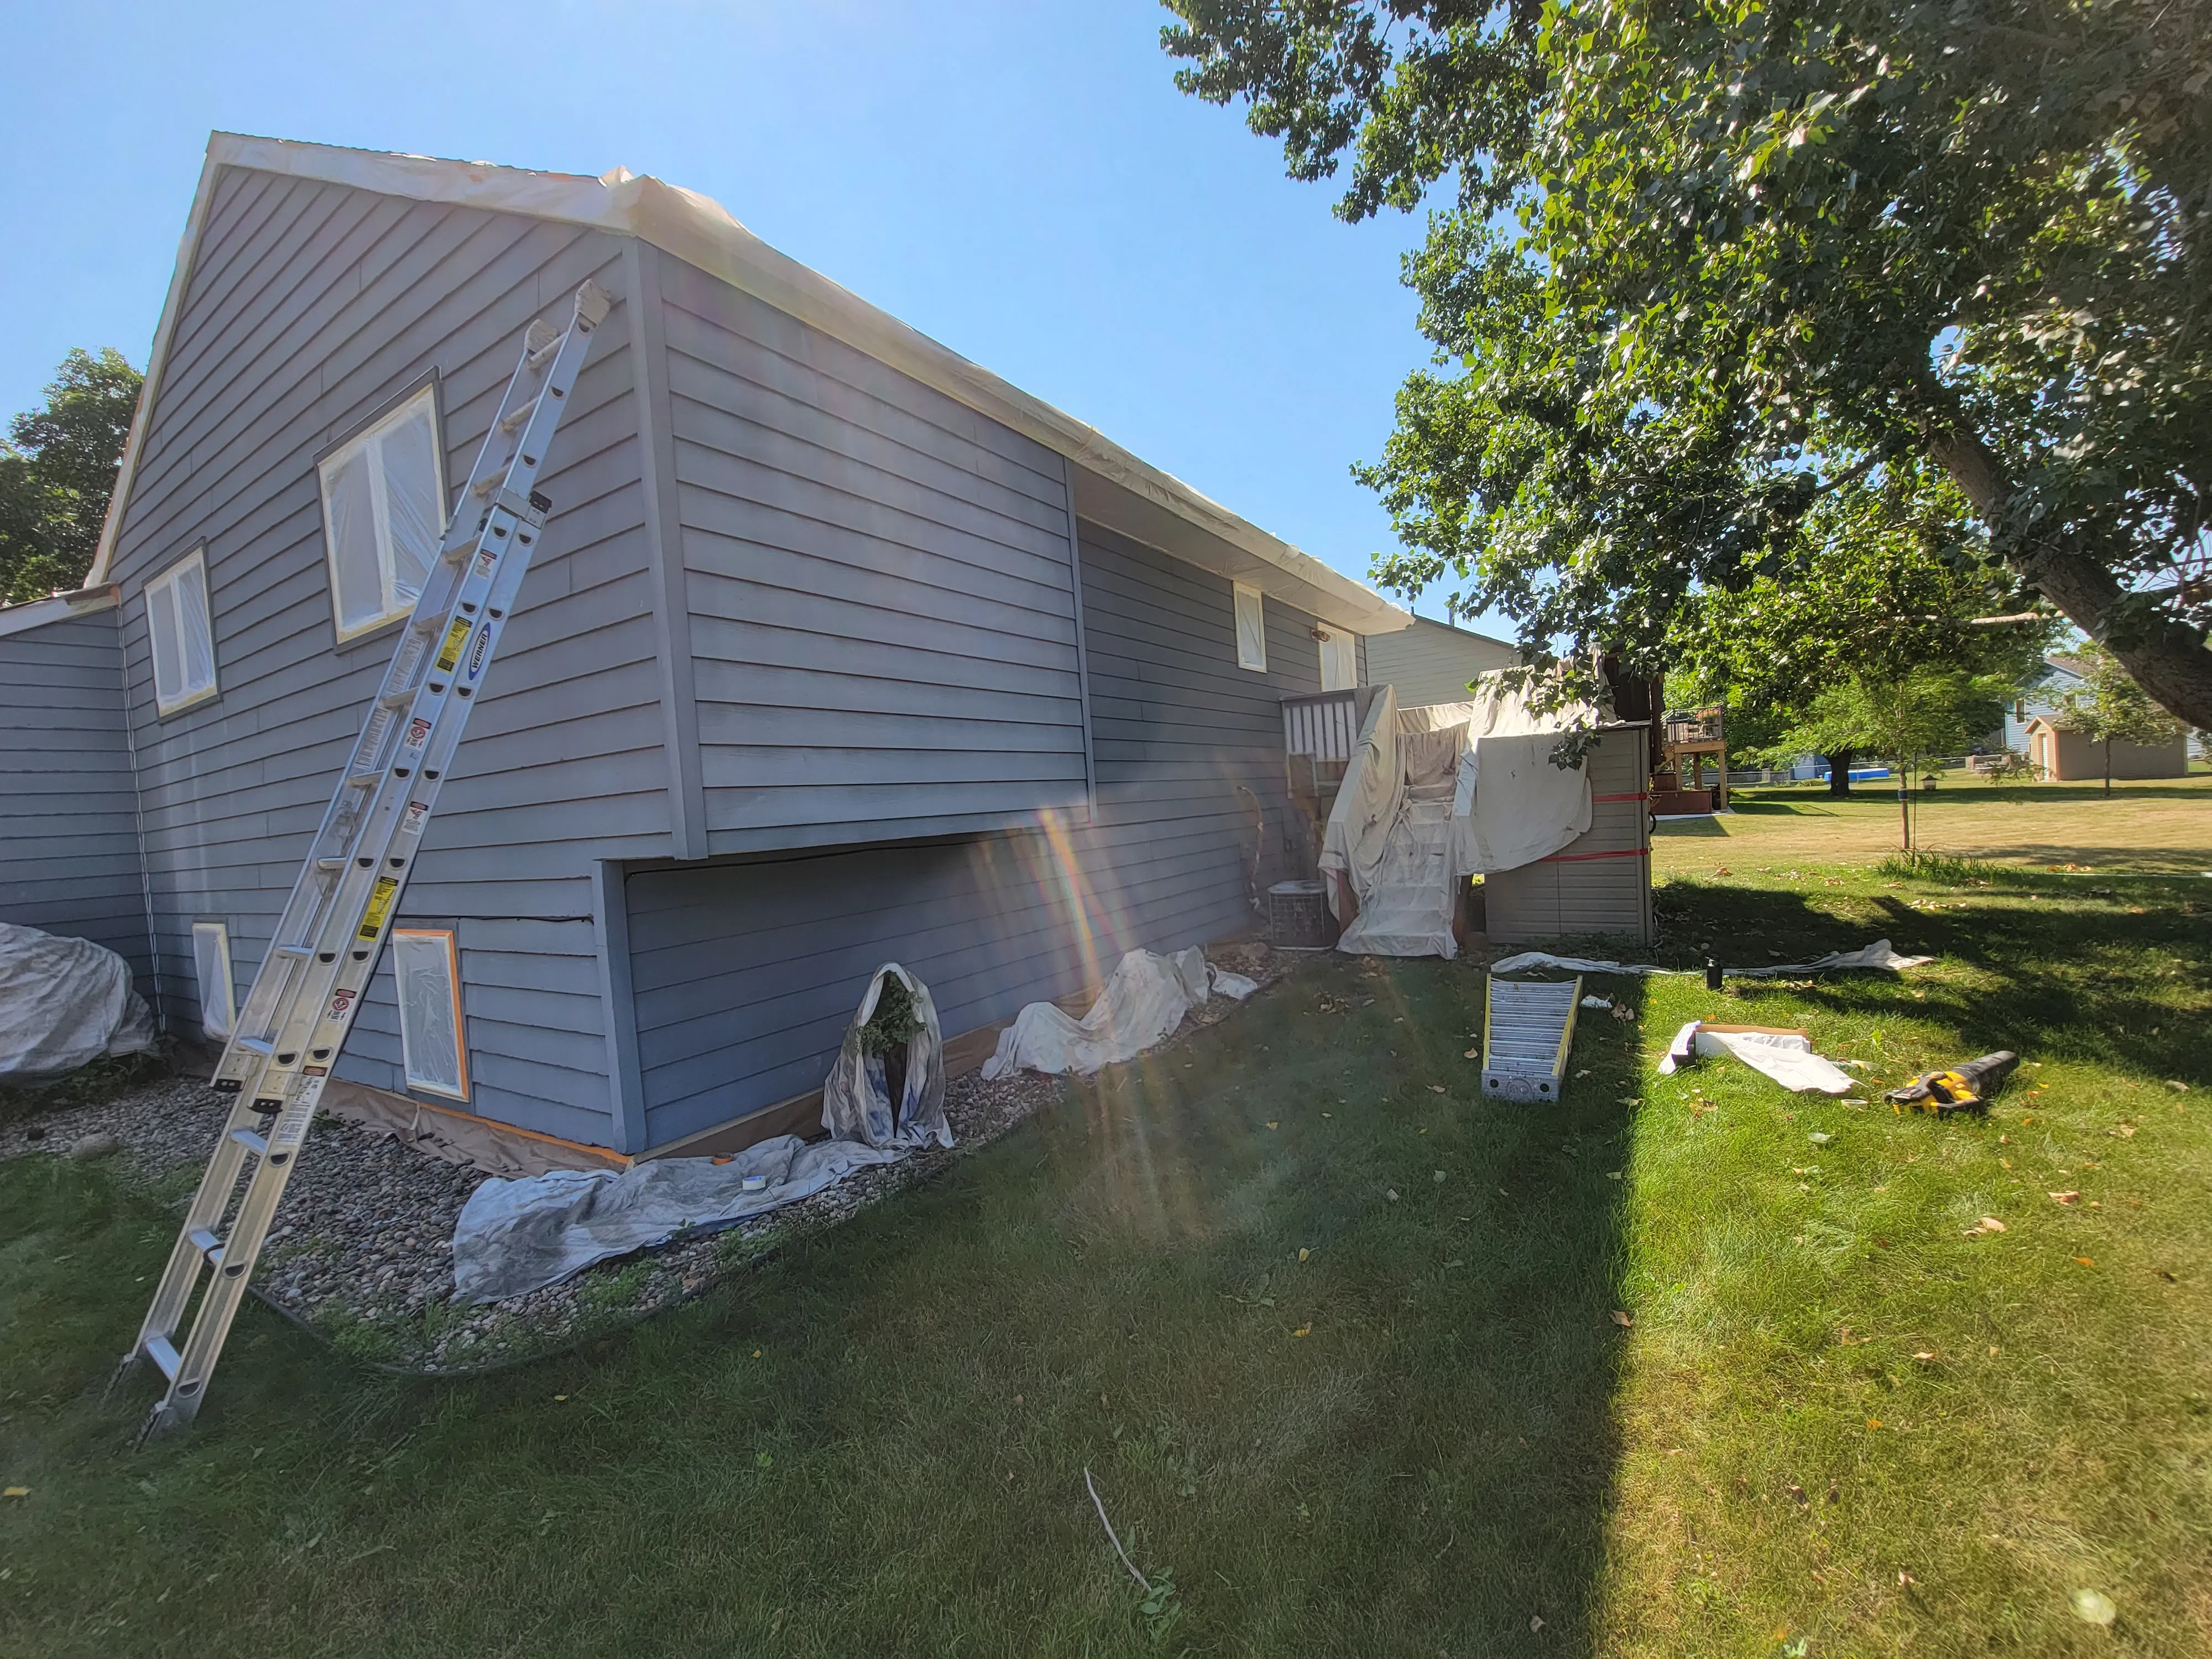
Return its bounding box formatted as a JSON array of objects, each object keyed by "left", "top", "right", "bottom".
[{"left": 4, "top": 858, "right": 2209, "bottom": 1656}]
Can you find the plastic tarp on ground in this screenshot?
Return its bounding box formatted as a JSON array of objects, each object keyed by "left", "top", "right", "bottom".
[
  {"left": 1319, "top": 675, "right": 1599, "bottom": 958},
  {"left": 982, "top": 948, "right": 1257, "bottom": 1080},
  {"left": 1489, "top": 940, "right": 1934, "bottom": 978},
  {"left": 452, "top": 964, "right": 951, "bottom": 1303},
  {"left": 1657, "top": 1022, "right": 1856, "bottom": 1094},
  {"left": 0, "top": 922, "right": 155, "bottom": 1079}
]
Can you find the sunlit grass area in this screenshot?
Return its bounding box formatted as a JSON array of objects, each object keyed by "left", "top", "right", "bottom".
[
  {"left": 3, "top": 851, "right": 2208, "bottom": 1655},
  {"left": 1656, "top": 775, "right": 2212, "bottom": 877}
]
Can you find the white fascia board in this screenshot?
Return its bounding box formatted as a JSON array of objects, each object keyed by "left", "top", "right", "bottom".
[
  {"left": 90, "top": 133, "right": 1412, "bottom": 637},
  {"left": 0, "top": 584, "right": 120, "bottom": 639}
]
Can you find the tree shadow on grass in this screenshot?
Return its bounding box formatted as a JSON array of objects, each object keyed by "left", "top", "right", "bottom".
[
  {"left": 1652, "top": 874, "right": 2207, "bottom": 1091},
  {"left": 990, "top": 950, "right": 1647, "bottom": 1653}
]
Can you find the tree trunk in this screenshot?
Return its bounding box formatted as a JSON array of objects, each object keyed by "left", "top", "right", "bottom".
[
  {"left": 1824, "top": 749, "right": 1854, "bottom": 796},
  {"left": 1929, "top": 426, "right": 2212, "bottom": 729},
  {"left": 2104, "top": 738, "right": 2112, "bottom": 798}
]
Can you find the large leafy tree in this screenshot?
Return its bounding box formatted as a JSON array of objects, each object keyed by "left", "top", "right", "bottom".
[
  {"left": 0, "top": 348, "right": 143, "bottom": 605},
  {"left": 1162, "top": 1, "right": 2212, "bottom": 726}
]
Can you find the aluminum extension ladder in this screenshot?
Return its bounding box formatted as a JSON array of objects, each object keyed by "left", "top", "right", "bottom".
[{"left": 113, "top": 280, "right": 612, "bottom": 1438}]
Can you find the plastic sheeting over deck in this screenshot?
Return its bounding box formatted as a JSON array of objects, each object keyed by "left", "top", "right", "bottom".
[{"left": 1317, "top": 676, "right": 1601, "bottom": 958}]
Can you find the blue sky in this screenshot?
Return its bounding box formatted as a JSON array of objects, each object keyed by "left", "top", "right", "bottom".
[{"left": 1, "top": 0, "right": 1497, "bottom": 629}]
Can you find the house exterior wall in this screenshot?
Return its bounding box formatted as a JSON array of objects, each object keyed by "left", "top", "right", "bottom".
[
  {"left": 622, "top": 523, "right": 1324, "bottom": 1147},
  {"left": 100, "top": 166, "right": 663, "bottom": 1146},
  {"left": 0, "top": 605, "right": 152, "bottom": 981},
  {"left": 1363, "top": 615, "right": 1519, "bottom": 709},
  {"left": 1482, "top": 727, "right": 1652, "bottom": 945},
  {"left": 654, "top": 244, "right": 1091, "bottom": 854}
]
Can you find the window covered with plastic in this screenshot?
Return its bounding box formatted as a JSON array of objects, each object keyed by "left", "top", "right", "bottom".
[
  {"left": 393, "top": 928, "right": 468, "bottom": 1099},
  {"left": 317, "top": 385, "right": 445, "bottom": 644}
]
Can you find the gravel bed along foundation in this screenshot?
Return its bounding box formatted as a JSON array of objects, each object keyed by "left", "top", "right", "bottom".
[{"left": 2, "top": 946, "right": 1298, "bottom": 1373}]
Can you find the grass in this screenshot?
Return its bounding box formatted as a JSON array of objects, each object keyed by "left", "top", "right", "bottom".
[
  {"left": 4, "top": 814, "right": 2210, "bottom": 1654},
  {"left": 1656, "top": 775, "right": 2212, "bottom": 877}
]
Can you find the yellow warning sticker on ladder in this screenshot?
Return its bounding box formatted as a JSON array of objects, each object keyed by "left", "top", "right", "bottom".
[
  {"left": 434, "top": 618, "right": 472, "bottom": 674},
  {"left": 356, "top": 875, "right": 401, "bottom": 941}
]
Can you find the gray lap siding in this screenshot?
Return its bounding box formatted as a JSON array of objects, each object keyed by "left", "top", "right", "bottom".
[
  {"left": 624, "top": 522, "right": 1324, "bottom": 1147},
  {"left": 0, "top": 609, "right": 152, "bottom": 981},
  {"left": 102, "top": 168, "right": 661, "bottom": 1146}
]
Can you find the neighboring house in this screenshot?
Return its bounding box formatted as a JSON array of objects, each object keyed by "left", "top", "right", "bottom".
[
  {"left": 2003, "top": 655, "right": 2087, "bottom": 753},
  {"left": 0, "top": 133, "right": 1410, "bottom": 1161},
  {"left": 1360, "top": 613, "right": 1518, "bottom": 708},
  {"left": 2023, "top": 718, "right": 2189, "bottom": 781}
]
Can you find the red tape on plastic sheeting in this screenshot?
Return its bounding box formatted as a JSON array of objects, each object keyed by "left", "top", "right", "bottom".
[
  {"left": 1539, "top": 847, "right": 1650, "bottom": 864},
  {"left": 1591, "top": 791, "right": 1650, "bottom": 803}
]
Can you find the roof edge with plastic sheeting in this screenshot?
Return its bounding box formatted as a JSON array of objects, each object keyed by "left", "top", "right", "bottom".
[{"left": 90, "top": 133, "right": 1412, "bottom": 638}]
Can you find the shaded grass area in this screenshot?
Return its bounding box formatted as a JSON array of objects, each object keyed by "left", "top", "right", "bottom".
[{"left": 3, "top": 860, "right": 2209, "bottom": 1655}]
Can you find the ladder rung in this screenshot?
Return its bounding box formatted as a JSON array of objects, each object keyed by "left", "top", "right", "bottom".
[
  {"left": 499, "top": 395, "right": 540, "bottom": 433},
  {"left": 236, "top": 1036, "right": 274, "bottom": 1055},
  {"left": 230, "top": 1127, "right": 269, "bottom": 1156},
  {"left": 378, "top": 686, "right": 416, "bottom": 710},
  {"left": 474, "top": 467, "right": 511, "bottom": 499},
  {"left": 345, "top": 771, "right": 378, "bottom": 789},
  {"left": 525, "top": 320, "right": 562, "bottom": 367},
  {"left": 145, "top": 1335, "right": 181, "bottom": 1382},
  {"left": 189, "top": 1227, "right": 223, "bottom": 1261},
  {"left": 316, "top": 857, "right": 346, "bottom": 873},
  {"left": 272, "top": 944, "right": 314, "bottom": 959}
]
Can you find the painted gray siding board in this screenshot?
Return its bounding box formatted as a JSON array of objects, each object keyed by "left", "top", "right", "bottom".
[
  {"left": 625, "top": 521, "right": 1327, "bottom": 1145},
  {"left": 0, "top": 609, "right": 152, "bottom": 981},
  {"left": 1364, "top": 615, "right": 1520, "bottom": 708},
  {"left": 102, "top": 166, "right": 671, "bottom": 1144},
  {"left": 654, "top": 246, "right": 1090, "bottom": 852}
]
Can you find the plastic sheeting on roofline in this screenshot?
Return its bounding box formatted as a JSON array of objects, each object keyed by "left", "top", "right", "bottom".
[
  {"left": 1318, "top": 676, "right": 1601, "bottom": 958},
  {"left": 91, "top": 134, "right": 1412, "bottom": 637}
]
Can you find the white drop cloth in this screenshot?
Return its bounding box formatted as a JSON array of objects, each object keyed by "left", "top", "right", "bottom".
[
  {"left": 1657, "top": 1021, "right": 1855, "bottom": 1094},
  {"left": 1489, "top": 939, "right": 1932, "bottom": 978},
  {"left": 0, "top": 922, "right": 155, "bottom": 1079},
  {"left": 1321, "top": 674, "right": 1600, "bottom": 959},
  {"left": 980, "top": 948, "right": 1254, "bottom": 1080},
  {"left": 821, "top": 962, "right": 951, "bottom": 1150}
]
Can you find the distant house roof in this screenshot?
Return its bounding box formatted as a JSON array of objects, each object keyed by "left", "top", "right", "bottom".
[{"left": 89, "top": 133, "right": 1412, "bottom": 635}]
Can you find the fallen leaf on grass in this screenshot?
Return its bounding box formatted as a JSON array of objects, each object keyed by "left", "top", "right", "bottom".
[
  {"left": 2110, "top": 1124, "right": 2136, "bottom": 1139},
  {"left": 1610, "top": 1310, "right": 1634, "bottom": 1328},
  {"left": 1297, "top": 1248, "right": 1310, "bottom": 1261},
  {"left": 1530, "top": 1616, "right": 1545, "bottom": 1632},
  {"left": 1610, "top": 1004, "right": 1632, "bottom": 1022},
  {"left": 3, "top": 1487, "right": 28, "bottom": 1499},
  {"left": 1464, "top": 1047, "right": 1480, "bottom": 1060},
  {"left": 1965, "top": 1217, "right": 2007, "bottom": 1236},
  {"left": 2071, "top": 1589, "right": 2116, "bottom": 1627},
  {"left": 1290, "top": 1324, "right": 1311, "bottom": 1339},
  {"left": 1264, "top": 1121, "right": 1279, "bottom": 1131},
  {"left": 2167, "top": 1080, "right": 2190, "bottom": 1093},
  {"left": 2075, "top": 1256, "right": 2096, "bottom": 1267},
  {"left": 1867, "top": 1418, "right": 1884, "bottom": 1430},
  {"left": 1428, "top": 1085, "right": 1446, "bottom": 1094},
  {"left": 1809, "top": 1131, "right": 1832, "bottom": 1145},
  {"left": 1385, "top": 1189, "right": 1400, "bottom": 1202},
  {"left": 2049, "top": 1191, "right": 2080, "bottom": 1206},
  {"left": 1606, "top": 1170, "right": 1623, "bottom": 1181},
  {"left": 1574, "top": 1068, "right": 1591, "bottom": 1079},
  {"left": 1433, "top": 1170, "right": 1447, "bottom": 1183},
  {"left": 1913, "top": 1351, "right": 1936, "bottom": 1363}
]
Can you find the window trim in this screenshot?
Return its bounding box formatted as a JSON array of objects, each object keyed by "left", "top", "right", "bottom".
[
  {"left": 146, "top": 546, "right": 219, "bottom": 716},
  {"left": 392, "top": 926, "right": 471, "bottom": 1101},
  {"left": 1233, "top": 582, "right": 1267, "bottom": 673},
  {"left": 316, "top": 380, "right": 448, "bottom": 646},
  {"left": 191, "top": 921, "right": 236, "bottom": 1040}
]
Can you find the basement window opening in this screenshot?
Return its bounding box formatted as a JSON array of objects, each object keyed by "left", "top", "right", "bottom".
[
  {"left": 393, "top": 927, "right": 470, "bottom": 1100},
  {"left": 1234, "top": 582, "right": 1267, "bottom": 672}
]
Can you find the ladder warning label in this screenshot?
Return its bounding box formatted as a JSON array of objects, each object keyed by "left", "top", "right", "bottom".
[
  {"left": 434, "top": 618, "right": 472, "bottom": 674},
  {"left": 356, "top": 876, "right": 401, "bottom": 941}
]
